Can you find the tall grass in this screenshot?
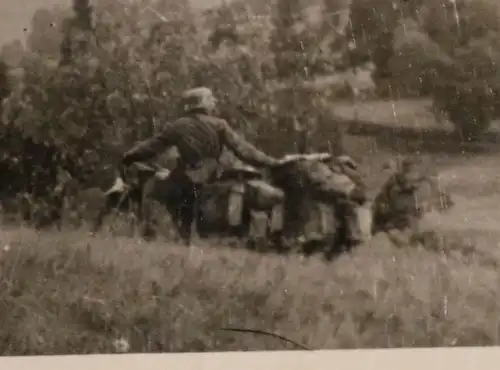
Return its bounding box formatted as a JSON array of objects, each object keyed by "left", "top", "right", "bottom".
[{"left": 0, "top": 220, "right": 498, "bottom": 355}]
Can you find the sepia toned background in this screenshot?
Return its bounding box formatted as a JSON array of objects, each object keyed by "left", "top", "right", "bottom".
[
  {"left": 0, "top": 0, "right": 500, "bottom": 356},
  {"left": 0, "top": 0, "right": 223, "bottom": 46}
]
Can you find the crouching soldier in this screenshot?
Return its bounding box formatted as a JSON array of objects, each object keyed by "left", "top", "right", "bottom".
[
  {"left": 121, "top": 86, "right": 285, "bottom": 245},
  {"left": 372, "top": 157, "right": 436, "bottom": 247}
]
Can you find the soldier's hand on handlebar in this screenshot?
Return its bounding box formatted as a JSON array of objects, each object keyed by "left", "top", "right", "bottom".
[
  {"left": 274, "top": 156, "right": 299, "bottom": 167},
  {"left": 274, "top": 152, "right": 333, "bottom": 167}
]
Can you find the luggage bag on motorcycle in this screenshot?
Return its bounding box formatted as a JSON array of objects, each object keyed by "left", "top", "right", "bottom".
[
  {"left": 301, "top": 200, "right": 337, "bottom": 243},
  {"left": 246, "top": 179, "right": 285, "bottom": 210},
  {"left": 246, "top": 179, "right": 286, "bottom": 240},
  {"left": 198, "top": 181, "right": 244, "bottom": 233},
  {"left": 197, "top": 178, "right": 285, "bottom": 239},
  {"left": 282, "top": 194, "right": 338, "bottom": 246},
  {"left": 198, "top": 160, "right": 259, "bottom": 231}
]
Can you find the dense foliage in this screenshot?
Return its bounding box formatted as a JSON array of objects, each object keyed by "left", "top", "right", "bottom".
[{"left": 0, "top": 0, "right": 499, "bottom": 194}]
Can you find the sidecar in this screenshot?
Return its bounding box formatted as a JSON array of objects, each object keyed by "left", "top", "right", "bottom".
[
  {"left": 196, "top": 161, "right": 285, "bottom": 246},
  {"left": 268, "top": 153, "right": 340, "bottom": 253}
]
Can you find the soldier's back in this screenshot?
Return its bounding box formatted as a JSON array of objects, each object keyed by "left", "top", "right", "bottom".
[{"left": 170, "top": 113, "right": 225, "bottom": 163}]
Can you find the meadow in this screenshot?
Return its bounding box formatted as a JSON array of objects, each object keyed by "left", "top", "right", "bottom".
[{"left": 1, "top": 99, "right": 500, "bottom": 355}]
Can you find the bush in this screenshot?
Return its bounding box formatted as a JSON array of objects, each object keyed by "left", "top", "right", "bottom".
[
  {"left": 0, "top": 59, "right": 10, "bottom": 104},
  {"left": 2, "top": 0, "right": 499, "bottom": 203},
  {"left": 1, "top": 0, "right": 357, "bottom": 183},
  {"left": 433, "top": 81, "right": 495, "bottom": 139},
  {"left": 346, "top": 0, "right": 500, "bottom": 133},
  {"left": 419, "top": 0, "right": 500, "bottom": 135}
]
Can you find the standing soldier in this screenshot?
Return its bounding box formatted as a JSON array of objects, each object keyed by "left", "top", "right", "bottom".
[{"left": 121, "top": 86, "right": 284, "bottom": 245}]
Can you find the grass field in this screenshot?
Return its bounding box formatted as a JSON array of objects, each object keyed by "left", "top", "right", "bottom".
[
  {"left": 334, "top": 98, "right": 448, "bottom": 130},
  {"left": 1, "top": 99, "right": 500, "bottom": 355}
]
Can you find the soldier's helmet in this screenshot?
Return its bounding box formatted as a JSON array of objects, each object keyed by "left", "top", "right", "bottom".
[{"left": 180, "top": 87, "right": 217, "bottom": 113}]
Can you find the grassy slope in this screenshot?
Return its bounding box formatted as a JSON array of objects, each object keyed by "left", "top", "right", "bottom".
[
  {"left": 1, "top": 100, "right": 500, "bottom": 355},
  {"left": 1, "top": 218, "right": 499, "bottom": 355}
]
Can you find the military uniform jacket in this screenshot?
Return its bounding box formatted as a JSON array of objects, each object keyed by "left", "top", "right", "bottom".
[{"left": 123, "top": 112, "right": 278, "bottom": 184}]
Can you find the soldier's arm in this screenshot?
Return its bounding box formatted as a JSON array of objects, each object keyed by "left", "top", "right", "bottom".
[
  {"left": 123, "top": 121, "right": 179, "bottom": 164},
  {"left": 217, "top": 119, "right": 279, "bottom": 168}
]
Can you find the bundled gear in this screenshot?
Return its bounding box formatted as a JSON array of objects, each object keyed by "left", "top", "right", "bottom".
[
  {"left": 295, "top": 154, "right": 370, "bottom": 245},
  {"left": 196, "top": 157, "right": 285, "bottom": 247},
  {"left": 270, "top": 153, "right": 372, "bottom": 255}
]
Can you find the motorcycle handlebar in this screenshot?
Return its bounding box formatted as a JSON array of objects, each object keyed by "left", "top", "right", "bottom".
[{"left": 276, "top": 152, "right": 333, "bottom": 166}]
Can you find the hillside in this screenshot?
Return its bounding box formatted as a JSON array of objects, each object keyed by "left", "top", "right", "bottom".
[
  {"left": 1, "top": 185, "right": 498, "bottom": 354},
  {"left": 2, "top": 123, "right": 500, "bottom": 353},
  {"left": 1, "top": 0, "right": 500, "bottom": 354}
]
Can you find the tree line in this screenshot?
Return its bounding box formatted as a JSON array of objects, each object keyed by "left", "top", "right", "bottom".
[{"left": 0, "top": 0, "right": 498, "bottom": 190}]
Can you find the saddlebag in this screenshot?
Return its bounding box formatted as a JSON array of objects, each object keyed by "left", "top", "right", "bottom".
[
  {"left": 198, "top": 175, "right": 286, "bottom": 236},
  {"left": 301, "top": 201, "right": 337, "bottom": 243},
  {"left": 227, "top": 183, "right": 245, "bottom": 226},
  {"left": 199, "top": 181, "right": 246, "bottom": 228},
  {"left": 246, "top": 179, "right": 285, "bottom": 210},
  {"left": 248, "top": 210, "right": 270, "bottom": 240}
]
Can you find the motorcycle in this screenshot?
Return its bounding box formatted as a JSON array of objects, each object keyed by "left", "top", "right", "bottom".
[
  {"left": 184, "top": 152, "right": 347, "bottom": 252},
  {"left": 101, "top": 160, "right": 284, "bottom": 246},
  {"left": 112, "top": 152, "right": 372, "bottom": 258},
  {"left": 194, "top": 159, "right": 286, "bottom": 250}
]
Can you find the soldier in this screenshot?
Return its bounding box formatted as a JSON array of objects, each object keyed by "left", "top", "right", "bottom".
[
  {"left": 121, "top": 86, "right": 284, "bottom": 245},
  {"left": 372, "top": 157, "right": 428, "bottom": 247}
]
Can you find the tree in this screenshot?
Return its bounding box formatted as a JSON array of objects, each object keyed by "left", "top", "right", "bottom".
[
  {"left": 320, "top": 0, "right": 364, "bottom": 74},
  {"left": 0, "top": 40, "right": 25, "bottom": 67},
  {"left": 420, "top": 0, "right": 500, "bottom": 53},
  {"left": 270, "top": 0, "right": 312, "bottom": 79},
  {"left": 387, "top": 19, "right": 454, "bottom": 97},
  {"left": 0, "top": 59, "right": 11, "bottom": 105},
  {"left": 26, "top": 7, "right": 67, "bottom": 59},
  {"left": 348, "top": 0, "right": 401, "bottom": 81},
  {"left": 73, "top": 0, "right": 93, "bottom": 31},
  {"left": 417, "top": 0, "right": 500, "bottom": 137},
  {"left": 59, "top": 0, "right": 95, "bottom": 66},
  {"left": 346, "top": 0, "right": 430, "bottom": 87},
  {"left": 322, "top": 0, "right": 351, "bottom": 37},
  {"left": 208, "top": 0, "right": 240, "bottom": 50}
]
